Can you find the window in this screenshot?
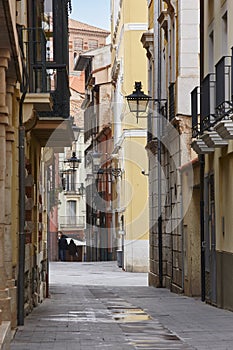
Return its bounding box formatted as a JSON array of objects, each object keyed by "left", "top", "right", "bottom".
[
  {"left": 67, "top": 200, "right": 76, "bottom": 225},
  {"left": 171, "top": 22, "right": 175, "bottom": 82},
  {"left": 65, "top": 171, "right": 76, "bottom": 192},
  {"left": 88, "top": 40, "right": 98, "bottom": 50},
  {"left": 208, "top": 31, "right": 214, "bottom": 73},
  {"left": 74, "top": 38, "right": 83, "bottom": 51},
  {"left": 74, "top": 52, "right": 78, "bottom": 66},
  {"left": 222, "top": 12, "right": 228, "bottom": 56}
]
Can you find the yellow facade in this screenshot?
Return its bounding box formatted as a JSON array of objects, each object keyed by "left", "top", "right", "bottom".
[{"left": 111, "top": 0, "right": 149, "bottom": 272}]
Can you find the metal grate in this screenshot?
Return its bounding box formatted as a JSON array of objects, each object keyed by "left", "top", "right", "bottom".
[
  {"left": 169, "top": 82, "right": 175, "bottom": 121},
  {"left": 200, "top": 73, "right": 216, "bottom": 132},
  {"left": 215, "top": 55, "right": 233, "bottom": 121}
]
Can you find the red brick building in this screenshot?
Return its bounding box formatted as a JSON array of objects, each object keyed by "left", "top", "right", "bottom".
[
  {"left": 69, "top": 18, "right": 110, "bottom": 96},
  {"left": 56, "top": 19, "right": 110, "bottom": 261}
]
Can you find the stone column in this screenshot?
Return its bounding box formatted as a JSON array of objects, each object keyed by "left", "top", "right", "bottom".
[{"left": 0, "top": 49, "right": 11, "bottom": 322}]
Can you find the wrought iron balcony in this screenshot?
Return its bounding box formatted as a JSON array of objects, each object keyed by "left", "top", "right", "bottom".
[
  {"left": 200, "top": 73, "right": 216, "bottom": 132},
  {"left": 59, "top": 216, "right": 85, "bottom": 229},
  {"left": 191, "top": 51, "right": 233, "bottom": 145},
  {"left": 62, "top": 181, "right": 85, "bottom": 195},
  {"left": 19, "top": 27, "right": 70, "bottom": 118},
  {"left": 215, "top": 55, "right": 233, "bottom": 121}
]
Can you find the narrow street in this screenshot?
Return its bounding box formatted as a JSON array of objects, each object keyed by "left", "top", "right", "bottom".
[{"left": 11, "top": 262, "right": 233, "bottom": 350}]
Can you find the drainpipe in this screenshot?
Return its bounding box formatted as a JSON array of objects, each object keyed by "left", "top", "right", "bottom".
[
  {"left": 18, "top": 93, "right": 26, "bottom": 326},
  {"left": 18, "top": 49, "right": 29, "bottom": 325},
  {"left": 200, "top": 0, "right": 205, "bottom": 302},
  {"left": 156, "top": 0, "right": 163, "bottom": 288},
  {"left": 199, "top": 154, "right": 205, "bottom": 301}
]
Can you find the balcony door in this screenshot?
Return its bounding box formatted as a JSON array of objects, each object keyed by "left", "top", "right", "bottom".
[{"left": 67, "top": 200, "right": 76, "bottom": 226}]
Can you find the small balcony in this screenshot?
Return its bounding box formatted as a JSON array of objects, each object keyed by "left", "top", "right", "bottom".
[
  {"left": 213, "top": 52, "right": 233, "bottom": 139},
  {"left": 20, "top": 28, "right": 70, "bottom": 117},
  {"left": 215, "top": 55, "right": 233, "bottom": 121},
  {"left": 200, "top": 73, "right": 216, "bottom": 132},
  {"left": 19, "top": 27, "right": 73, "bottom": 147},
  {"left": 59, "top": 216, "right": 85, "bottom": 229},
  {"left": 62, "top": 182, "right": 85, "bottom": 196},
  {"left": 191, "top": 79, "right": 216, "bottom": 153},
  {"left": 191, "top": 53, "right": 233, "bottom": 149}
]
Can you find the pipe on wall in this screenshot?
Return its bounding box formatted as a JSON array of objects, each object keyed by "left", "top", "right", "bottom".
[
  {"left": 200, "top": 0, "right": 205, "bottom": 302},
  {"left": 17, "top": 45, "right": 29, "bottom": 325}
]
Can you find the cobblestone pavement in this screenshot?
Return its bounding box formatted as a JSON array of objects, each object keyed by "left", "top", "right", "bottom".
[{"left": 10, "top": 261, "right": 233, "bottom": 349}]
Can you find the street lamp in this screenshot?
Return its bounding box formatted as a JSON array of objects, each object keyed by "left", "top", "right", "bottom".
[
  {"left": 62, "top": 152, "right": 81, "bottom": 192},
  {"left": 126, "top": 81, "right": 151, "bottom": 122},
  {"left": 126, "top": 81, "right": 167, "bottom": 287},
  {"left": 98, "top": 167, "right": 122, "bottom": 178},
  {"left": 64, "top": 152, "right": 81, "bottom": 170},
  {"left": 88, "top": 150, "right": 122, "bottom": 178}
]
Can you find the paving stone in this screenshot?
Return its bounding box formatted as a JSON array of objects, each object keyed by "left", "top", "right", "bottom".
[{"left": 10, "top": 261, "right": 233, "bottom": 350}]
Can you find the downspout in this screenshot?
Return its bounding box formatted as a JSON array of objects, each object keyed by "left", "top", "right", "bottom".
[
  {"left": 179, "top": 137, "right": 184, "bottom": 291},
  {"left": 157, "top": 0, "right": 163, "bottom": 288},
  {"left": 200, "top": 0, "right": 205, "bottom": 302},
  {"left": 18, "top": 93, "right": 26, "bottom": 326},
  {"left": 18, "top": 47, "right": 29, "bottom": 326}
]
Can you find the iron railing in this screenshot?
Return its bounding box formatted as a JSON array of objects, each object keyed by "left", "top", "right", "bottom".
[
  {"left": 200, "top": 73, "right": 216, "bottom": 132},
  {"left": 59, "top": 216, "right": 85, "bottom": 228},
  {"left": 62, "top": 181, "right": 85, "bottom": 195},
  {"left": 215, "top": 55, "right": 233, "bottom": 121},
  {"left": 19, "top": 27, "right": 70, "bottom": 118}
]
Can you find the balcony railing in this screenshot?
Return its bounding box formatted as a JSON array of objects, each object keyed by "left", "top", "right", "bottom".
[
  {"left": 59, "top": 216, "right": 85, "bottom": 229},
  {"left": 19, "top": 27, "right": 70, "bottom": 118},
  {"left": 200, "top": 73, "right": 216, "bottom": 132},
  {"left": 215, "top": 55, "right": 233, "bottom": 121},
  {"left": 191, "top": 51, "right": 233, "bottom": 140},
  {"left": 62, "top": 182, "right": 85, "bottom": 195}
]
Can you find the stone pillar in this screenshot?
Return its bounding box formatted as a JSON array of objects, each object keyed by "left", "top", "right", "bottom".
[{"left": 0, "top": 49, "right": 12, "bottom": 322}]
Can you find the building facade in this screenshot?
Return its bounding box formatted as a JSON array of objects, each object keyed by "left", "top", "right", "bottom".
[
  {"left": 57, "top": 19, "right": 110, "bottom": 262},
  {"left": 111, "top": 0, "right": 149, "bottom": 272},
  {"left": 75, "top": 44, "right": 113, "bottom": 262},
  {"left": 0, "top": 0, "right": 72, "bottom": 346},
  {"left": 191, "top": 0, "right": 233, "bottom": 310},
  {"left": 142, "top": 0, "right": 200, "bottom": 290}
]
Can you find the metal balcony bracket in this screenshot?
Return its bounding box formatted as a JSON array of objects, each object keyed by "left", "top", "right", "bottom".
[
  {"left": 200, "top": 131, "right": 228, "bottom": 148},
  {"left": 191, "top": 139, "right": 214, "bottom": 154},
  {"left": 214, "top": 118, "right": 233, "bottom": 140}
]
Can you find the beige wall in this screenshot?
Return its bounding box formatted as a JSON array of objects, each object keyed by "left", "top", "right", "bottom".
[
  {"left": 182, "top": 162, "right": 201, "bottom": 296},
  {"left": 216, "top": 151, "right": 233, "bottom": 252}
]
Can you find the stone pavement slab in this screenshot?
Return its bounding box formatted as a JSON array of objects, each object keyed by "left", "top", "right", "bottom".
[{"left": 10, "top": 262, "right": 233, "bottom": 349}]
